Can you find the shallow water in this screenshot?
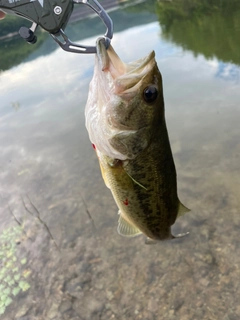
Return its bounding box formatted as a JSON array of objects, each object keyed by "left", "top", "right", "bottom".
[{"left": 0, "top": 0, "right": 240, "bottom": 319}]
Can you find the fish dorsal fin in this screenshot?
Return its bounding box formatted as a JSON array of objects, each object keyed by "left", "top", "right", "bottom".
[
  {"left": 177, "top": 201, "right": 190, "bottom": 218},
  {"left": 117, "top": 213, "right": 142, "bottom": 237}
]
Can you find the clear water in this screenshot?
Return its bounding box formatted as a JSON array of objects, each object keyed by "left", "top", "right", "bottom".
[{"left": 0, "top": 0, "right": 240, "bottom": 319}]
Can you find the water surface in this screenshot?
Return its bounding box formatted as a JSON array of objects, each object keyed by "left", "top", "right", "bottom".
[{"left": 0, "top": 0, "right": 240, "bottom": 319}]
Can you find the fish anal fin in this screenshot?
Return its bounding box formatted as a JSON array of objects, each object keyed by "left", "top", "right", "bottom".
[
  {"left": 177, "top": 201, "right": 190, "bottom": 218},
  {"left": 117, "top": 213, "right": 142, "bottom": 237}
]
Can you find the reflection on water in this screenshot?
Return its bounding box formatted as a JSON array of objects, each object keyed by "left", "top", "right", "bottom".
[
  {"left": 0, "top": 0, "right": 240, "bottom": 319},
  {"left": 0, "top": 30, "right": 47, "bottom": 72},
  {"left": 215, "top": 61, "right": 239, "bottom": 83},
  {"left": 156, "top": 0, "right": 240, "bottom": 66}
]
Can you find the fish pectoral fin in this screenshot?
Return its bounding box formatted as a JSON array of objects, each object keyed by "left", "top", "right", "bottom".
[
  {"left": 117, "top": 214, "right": 142, "bottom": 237},
  {"left": 177, "top": 201, "right": 190, "bottom": 218}
]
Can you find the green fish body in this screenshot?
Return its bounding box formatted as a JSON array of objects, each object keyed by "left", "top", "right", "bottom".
[{"left": 85, "top": 38, "right": 189, "bottom": 241}]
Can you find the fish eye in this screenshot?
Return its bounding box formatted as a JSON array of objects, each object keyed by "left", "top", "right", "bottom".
[{"left": 143, "top": 86, "right": 158, "bottom": 103}]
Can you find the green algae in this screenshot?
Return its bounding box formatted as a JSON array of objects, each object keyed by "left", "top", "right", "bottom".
[{"left": 0, "top": 226, "right": 31, "bottom": 315}]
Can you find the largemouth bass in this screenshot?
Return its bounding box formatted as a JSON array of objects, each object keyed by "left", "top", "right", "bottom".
[{"left": 85, "top": 38, "right": 189, "bottom": 242}]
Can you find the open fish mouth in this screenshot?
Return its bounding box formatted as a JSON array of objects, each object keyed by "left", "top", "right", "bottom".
[
  {"left": 85, "top": 38, "right": 160, "bottom": 160},
  {"left": 96, "top": 37, "right": 156, "bottom": 97}
]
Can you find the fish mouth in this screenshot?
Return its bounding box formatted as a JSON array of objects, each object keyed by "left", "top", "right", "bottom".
[
  {"left": 96, "top": 38, "right": 127, "bottom": 79},
  {"left": 96, "top": 37, "right": 156, "bottom": 97}
]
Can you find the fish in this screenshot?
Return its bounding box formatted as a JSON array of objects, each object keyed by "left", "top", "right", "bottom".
[{"left": 85, "top": 37, "right": 189, "bottom": 243}]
